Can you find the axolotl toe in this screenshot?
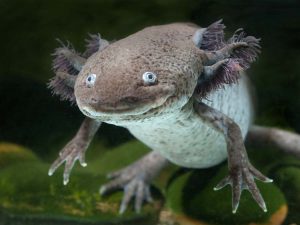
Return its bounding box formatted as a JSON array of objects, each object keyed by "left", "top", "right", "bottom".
[{"left": 48, "top": 20, "right": 273, "bottom": 214}]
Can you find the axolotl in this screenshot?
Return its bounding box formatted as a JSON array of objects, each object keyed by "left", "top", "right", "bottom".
[{"left": 48, "top": 20, "right": 300, "bottom": 214}]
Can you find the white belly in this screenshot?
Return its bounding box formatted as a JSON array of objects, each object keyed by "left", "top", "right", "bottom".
[{"left": 121, "top": 77, "right": 253, "bottom": 168}]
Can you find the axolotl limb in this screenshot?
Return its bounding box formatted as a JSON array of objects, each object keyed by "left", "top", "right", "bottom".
[{"left": 48, "top": 20, "right": 300, "bottom": 214}]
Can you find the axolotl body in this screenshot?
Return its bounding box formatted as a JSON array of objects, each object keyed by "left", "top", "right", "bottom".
[{"left": 48, "top": 20, "right": 272, "bottom": 214}]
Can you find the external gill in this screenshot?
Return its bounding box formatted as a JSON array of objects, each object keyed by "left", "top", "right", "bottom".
[
  {"left": 52, "top": 40, "right": 86, "bottom": 74},
  {"left": 48, "top": 35, "right": 109, "bottom": 103},
  {"left": 48, "top": 40, "right": 85, "bottom": 103},
  {"left": 83, "top": 33, "right": 109, "bottom": 58},
  {"left": 193, "top": 21, "right": 261, "bottom": 99}
]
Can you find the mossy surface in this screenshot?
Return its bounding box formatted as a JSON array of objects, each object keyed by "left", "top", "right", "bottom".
[
  {"left": 85, "top": 140, "right": 178, "bottom": 190},
  {"left": 270, "top": 165, "right": 300, "bottom": 225},
  {"left": 85, "top": 141, "right": 150, "bottom": 175},
  {"left": 0, "top": 143, "right": 300, "bottom": 225},
  {"left": 0, "top": 143, "right": 162, "bottom": 225},
  {"left": 249, "top": 147, "right": 300, "bottom": 225},
  {"left": 166, "top": 165, "right": 287, "bottom": 225}
]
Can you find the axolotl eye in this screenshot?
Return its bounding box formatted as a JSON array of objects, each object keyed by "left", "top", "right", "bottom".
[
  {"left": 142, "top": 71, "right": 157, "bottom": 85},
  {"left": 86, "top": 73, "right": 97, "bottom": 87}
]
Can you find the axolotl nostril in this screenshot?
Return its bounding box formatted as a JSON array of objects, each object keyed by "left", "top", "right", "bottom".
[{"left": 47, "top": 20, "right": 300, "bottom": 214}]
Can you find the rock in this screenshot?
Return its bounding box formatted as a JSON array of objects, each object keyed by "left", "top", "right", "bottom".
[{"left": 0, "top": 142, "right": 38, "bottom": 169}]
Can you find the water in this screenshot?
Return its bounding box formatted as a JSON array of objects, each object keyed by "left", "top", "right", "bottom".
[{"left": 0, "top": 0, "right": 299, "bottom": 224}]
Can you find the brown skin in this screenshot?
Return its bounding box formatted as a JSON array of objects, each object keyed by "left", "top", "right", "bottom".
[
  {"left": 74, "top": 23, "right": 250, "bottom": 120},
  {"left": 48, "top": 21, "right": 299, "bottom": 214},
  {"left": 74, "top": 24, "right": 203, "bottom": 118}
]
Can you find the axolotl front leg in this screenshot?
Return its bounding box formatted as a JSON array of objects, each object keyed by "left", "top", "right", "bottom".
[
  {"left": 194, "top": 102, "right": 273, "bottom": 213},
  {"left": 192, "top": 23, "right": 273, "bottom": 212},
  {"left": 49, "top": 117, "right": 168, "bottom": 213},
  {"left": 48, "top": 118, "right": 101, "bottom": 184}
]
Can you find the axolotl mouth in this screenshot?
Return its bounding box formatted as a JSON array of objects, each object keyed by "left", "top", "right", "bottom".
[{"left": 75, "top": 82, "right": 177, "bottom": 120}]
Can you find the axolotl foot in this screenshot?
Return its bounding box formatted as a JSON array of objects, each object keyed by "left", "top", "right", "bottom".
[
  {"left": 100, "top": 168, "right": 153, "bottom": 214},
  {"left": 214, "top": 163, "right": 273, "bottom": 213},
  {"left": 48, "top": 137, "right": 88, "bottom": 185},
  {"left": 100, "top": 151, "right": 168, "bottom": 214},
  {"left": 48, "top": 118, "right": 101, "bottom": 185}
]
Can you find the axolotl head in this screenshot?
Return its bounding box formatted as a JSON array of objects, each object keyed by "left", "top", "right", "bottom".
[
  {"left": 50, "top": 22, "right": 260, "bottom": 123},
  {"left": 74, "top": 25, "right": 202, "bottom": 122}
]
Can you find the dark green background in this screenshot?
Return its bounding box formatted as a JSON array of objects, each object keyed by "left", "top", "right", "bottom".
[{"left": 0, "top": 0, "right": 299, "bottom": 159}]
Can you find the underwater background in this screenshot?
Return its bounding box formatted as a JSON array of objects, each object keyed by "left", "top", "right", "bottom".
[{"left": 0, "top": 0, "right": 300, "bottom": 224}]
